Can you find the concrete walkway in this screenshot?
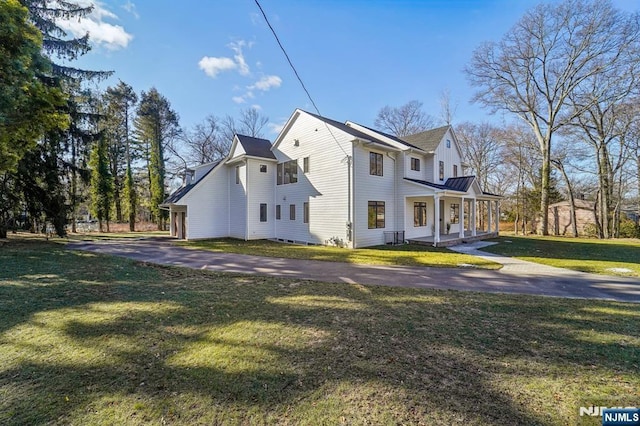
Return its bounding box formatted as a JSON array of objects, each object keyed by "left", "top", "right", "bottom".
[{"left": 69, "top": 238, "right": 640, "bottom": 303}]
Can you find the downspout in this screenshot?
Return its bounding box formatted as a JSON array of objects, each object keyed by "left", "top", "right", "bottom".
[
  {"left": 347, "top": 151, "right": 353, "bottom": 247},
  {"left": 244, "top": 160, "right": 249, "bottom": 241}
]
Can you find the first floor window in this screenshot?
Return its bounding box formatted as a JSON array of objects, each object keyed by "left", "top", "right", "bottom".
[
  {"left": 414, "top": 202, "right": 427, "bottom": 227},
  {"left": 260, "top": 203, "right": 267, "bottom": 222},
  {"left": 368, "top": 201, "right": 385, "bottom": 229},
  {"left": 411, "top": 157, "right": 420, "bottom": 171},
  {"left": 276, "top": 204, "right": 281, "bottom": 220},
  {"left": 439, "top": 161, "right": 444, "bottom": 181},
  {"left": 303, "top": 202, "right": 309, "bottom": 223},
  {"left": 290, "top": 204, "right": 296, "bottom": 220},
  {"left": 450, "top": 203, "right": 460, "bottom": 224}
]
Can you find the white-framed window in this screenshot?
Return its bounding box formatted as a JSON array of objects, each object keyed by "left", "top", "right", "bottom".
[
  {"left": 259, "top": 203, "right": 267, "bottom": 222},
  {"left": 276, "top": 204, "right": 281, "bottom": 220},
  {"left": 303, "top": 156, "right": 309, "bottom": 173},
  {"left": 290, "top": 204, "right": 296, "bottom": 220},
  {"left": 414, "top": 202, "right": 427, "bottom": 227},
  {"left": 303, "top": 202, "right": 309, "bottom": 223},
  {"left": 411, "top": 157, "right": 420, "bottom": 171},
  {"left": 439, "top": 161, "right": 444, "bottom": 181},
  {"left": 369, "top": 152, "right": 383, "bottom": 176},
  {"left": 260, "top": 164, "right": 267, "bottom": 173}
]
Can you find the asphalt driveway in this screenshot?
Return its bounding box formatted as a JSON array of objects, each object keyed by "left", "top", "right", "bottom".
[{"left": 69, "top": 238, "right": 640, "bottom": 303}]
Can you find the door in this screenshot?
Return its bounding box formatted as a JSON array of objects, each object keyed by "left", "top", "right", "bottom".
[
  {"left": 439, "top": 199, "right": 446, "bottom": 234},
  {"left": 181, "top": 212, "right": 186, "bottom": 239}
]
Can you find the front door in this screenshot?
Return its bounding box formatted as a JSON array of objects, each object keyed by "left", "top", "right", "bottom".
[
  {"left": 181, "top": 212, "right": 186, "bottom": 239},
  {"left": 439, "top": 199, "right": 445, "bottom": 234}
]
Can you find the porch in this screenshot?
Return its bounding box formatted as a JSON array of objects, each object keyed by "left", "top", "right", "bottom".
[{"left": 407, "top": 230, "right": 498, "bottom": 248}]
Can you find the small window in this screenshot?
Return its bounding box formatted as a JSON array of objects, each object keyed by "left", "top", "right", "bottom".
[
  {"left": 290, "top": 204, "right": 296, "bottom": 220},
  {"left": 260, "top": 203, "right": 267, "bottom": 222},
  {"left": 235, "top": 166, "right": 240, "bottom": 184},
  {"left": 303, "top": 202, "right": 309, "bottom": 223},
  {"left": 260, "top": 164, "right": 267, "bottom": 173},
  {"left": 439, "top": 161, "right": 444, "bottom": 181},
  {"left": 276, "top": 204, "right": 281, "bottom": 220},
  {"left": 450, "top": 204, "right": 460, "bottom": 224},
  {"left": 369, "top": 152, "right": 383, "bottom": 176},
  {"left": 453, "top": 164, "right": 458, "bottom": 177},
  {"left": 411, "top": 157, "right": 420, "bottom": 171},
  {"left": 414, "top": 202, "right": 427, "bottom": 227},
  {"left": 303, "top": 156, "right": 309, "bottom": 173},
  {"left": 367, "top": 201, "right": 385, "bottom": 229},
  {"left": 446, "top": 139, "right": 451, "bottom": 148}
]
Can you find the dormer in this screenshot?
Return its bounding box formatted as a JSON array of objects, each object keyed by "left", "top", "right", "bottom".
[{"left": 401, "top": 125, "right": 464, "bottom": 183}]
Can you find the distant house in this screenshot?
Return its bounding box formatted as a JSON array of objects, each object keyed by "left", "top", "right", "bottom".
[
  {"left": 161, "top": 109, "right": 501, "bottom": 247},
  {"left": 548, "top": 199, "right": 596, "bottom": 235}
]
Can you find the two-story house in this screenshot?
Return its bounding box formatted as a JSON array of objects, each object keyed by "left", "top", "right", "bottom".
[{"left": 161, "top": 108, "right": 501, "bottom": 247}]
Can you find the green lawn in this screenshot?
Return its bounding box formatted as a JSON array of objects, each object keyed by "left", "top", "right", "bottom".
[
  {"left": 180, "top": 238, "right": 502, "bottom": 270},
  {"left": 484, "top": 235, "right": 640, "bottom": 277},
  {"left": 1, "top": 239, "right": 638, "bottom": 425}
]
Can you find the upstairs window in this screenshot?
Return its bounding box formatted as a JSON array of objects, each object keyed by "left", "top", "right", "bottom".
[
  {"left": 446, "top": 139, "right": 451, "bottom": 148},
  {"left": 277, "top": 160, "right": 298, "bottom": 185},
  {"left": 260, "top": 164, "right": 267, "bottom": 173},
  {"left": 439, "top": 161, "right": 444, "bottom": 181},
  {"left": 235, "top": 166, "right": 240, "bottom": 184},
  {"left": 411, "top": 157, "right": 420, "bottom": 171},
  {"left": 453, "top": 164, "right": 458, "bottom": 177},
  {"left": 369, "top": 152, "right": 383, "bottom": 176},
  {"left": 303, "top": 156, "right": 310, "bottom": 173}
]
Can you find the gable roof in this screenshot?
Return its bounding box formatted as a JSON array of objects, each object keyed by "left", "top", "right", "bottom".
[
  {"left": 161, "top": 160, "right": 221, "bottom": 206},
  {"left": 236, "top": 134, "right": 276, "bottom": 159},
  {"left": 401, "top": 125, "right": 450, "bottom": 152},
  {"left": 346, "top": 122, "right": 424, "bottom": 151}
]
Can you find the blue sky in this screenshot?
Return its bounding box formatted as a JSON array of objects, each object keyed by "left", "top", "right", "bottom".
[{"left": 63, "top": 0, "right": 640, "bottom": 136}]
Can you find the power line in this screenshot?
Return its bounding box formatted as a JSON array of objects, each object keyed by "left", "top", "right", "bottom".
[{"left": 253, "top": 0, "right": 350, "bottom": 158}]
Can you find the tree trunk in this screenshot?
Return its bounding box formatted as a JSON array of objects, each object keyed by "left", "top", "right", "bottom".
[{"left": 540, "top": 140, "right": 551, "bottom": 235}]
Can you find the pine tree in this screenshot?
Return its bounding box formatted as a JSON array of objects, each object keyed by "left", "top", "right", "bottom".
[
  {"left": 135, "top": 88, "right": 180, "bottom": 229},
  {"left": 89, "top": 135, "right": 113, "bottom": 232}
]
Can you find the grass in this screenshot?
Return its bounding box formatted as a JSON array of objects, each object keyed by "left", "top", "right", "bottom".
[
  {"left": 483, "top": 235, "right": 640, "bottom": 277},
  {"left": 1, "top": 239, "right": 638, "bottom": 425},
  {"left": 180, "top": 238, "right": 502, "bottom": 270}
]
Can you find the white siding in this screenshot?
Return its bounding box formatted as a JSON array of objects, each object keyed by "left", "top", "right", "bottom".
[
  {"left": 181, "top": 165, "right": 229, "bottom": 240},
  {"left": 432, "top": 129, "right": 463, "bottom": 182},
  {"left": 246, "top": 158, "right": 275, "bottom": 239},
  {"left": 274, "top": 112, "right": 353, "bottom": 246},
  {"left": 353, "top": 145, "right": 396, "bottom": 248},
  {"left": 228, "top": 163, "right": 247, "bottom": 239},
  {"left": 404, "top": 197, "right": 436, "bottom": 239}
]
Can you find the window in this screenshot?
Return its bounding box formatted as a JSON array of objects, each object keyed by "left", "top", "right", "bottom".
[
  {"left": 235, "top": 166, "right": 240, "bottom": 184},
  {"left": 450, "top": 204, "right": 460, "bottom": 224},
  {"left": 446, "top": 139, "right": 451, "bottom": 148},
  {"left": 303, "top": 202, "right": 309, "bottom": 223},
  {"left": 303, "top": 156, "right": 309, "bottom": 173},
  {"left": 290, "top": 204, "right": 296, "bottom": 220},
  {"left": 369, "top": 152, "right": 383, "bottom": 176},
  {"left": 260, "top": 164, "right": 267, "bottom": 173},
  {"left": 368, "top": 201, "right": 385, "bottom": 229},
  {"left": 411, "top": 157, "right": 420, "bottom": 171},
  {"left": 277, "top": 160, "right": 298, "bottom": 185},
  {"left": 260, "top": 203, "right": 267, "bottom": 222},
  {"left": 453, "top": 164, "right": 458, "bottom": 177},
  {"left": 276, "top": 204, "right": 281, "bottom": 220},
  {"left": 414, "top": 202, "right": 427, "bottom": 227},
  {"left": 439, "top": 161, "right": 444, "bottom": 180}
]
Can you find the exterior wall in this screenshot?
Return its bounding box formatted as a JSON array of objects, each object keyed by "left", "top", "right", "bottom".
[
  {"left": 549, "top": 204, "right": 596, "bottom": 235},
  {"left": 246, "top": 158, "right": 276, "bottom": 239},
  {"left": 228, "top": 162, "right": 247, "bottom": 239},
  {"left": 182, "top": 165, "right": 229, "bottom": 240},
  {"left": 432, "top": 129, "right": 463, "bottom": 182},
  {"left": 274, "top": 112, "right": 353, "bottom": 246},
  {"left": 404, "top": 152, "right": 427, "bottom": 181},
  {"left": 404, "top": 196, "right": 435, "bottom": 239},
  {"left": 353, "top": 144, "right": 396, "bottom": 248}
]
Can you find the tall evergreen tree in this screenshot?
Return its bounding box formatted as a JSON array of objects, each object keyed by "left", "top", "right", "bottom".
[
  {"left": 89, "top": 135, "right": 113, "bottom": 232},
  {"left": 135, "top": 88, "right": 180, "bottom": 229}
]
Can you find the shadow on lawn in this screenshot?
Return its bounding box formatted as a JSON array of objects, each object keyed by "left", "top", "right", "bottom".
[{"left": 1, "top": 242, "right": 639, "bottom": 424}]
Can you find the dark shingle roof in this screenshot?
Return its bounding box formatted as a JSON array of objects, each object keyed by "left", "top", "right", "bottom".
[
  {"left": 161, "top": 160, "right": 221, "bottom": 205},
  {"left": 404, "top": 178, "right": 451, "bottom": 190},
  {"left": 236, "top": 134, "right": 276, "bottom": 159},
  {"left": 303, "top": 111, "right": 397, "bottom": 149},
  {"left": 444, "top": 176, "right": 476, "bottom": 192},
  {"left": 401, "top": 125, "right": 450, "bottom": 152},
  {"left": 348, "top": 123, "right": 424, "bottom": 150}
]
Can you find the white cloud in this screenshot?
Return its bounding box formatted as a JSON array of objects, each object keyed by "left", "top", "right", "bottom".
[
  {"left": 249, "top": 75, "right": 282, "bottom": 91},
  {"left": 55, "top": 1, "right": 133, "bottom": 50},
  {"left": 251, "top": 104, "right": 262, "bottom": 110},
  {"left": 232, "top": 96, "right": 246, "bottom": 104},
  {"left": 228, "top": 40, "right": 250, "bottom": 76},
  {"left": 268, "top": 120, "right": 287, "bottom": 134},
  {"left": 199, "top": 57, "right": 237, "bottom": 78},
  {"left": 121, "top": 0, "right": 139, "bottom": 19}
]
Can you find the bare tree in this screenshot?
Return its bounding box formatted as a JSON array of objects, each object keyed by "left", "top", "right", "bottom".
[
  {"left": 439, "top": 89, "right": 457, "bottom": 126},
  {"left": 466, "top": 0, "right": 632, "bottom": 235},
  {"left": 374, "top": 100, "right": 435, "bottom": 137},
  {"left": 221, "top": 107, "right": 269, "bottom": 142},
  {"left": 455, "top": 122, "right": 504, "bottom": 193},
  {"left": 182, "top": 115, "right": 230, "bottom": 165}
]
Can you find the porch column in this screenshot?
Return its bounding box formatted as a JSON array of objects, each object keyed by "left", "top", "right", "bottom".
[
  {"left": 170, "top": 211, "right": 176, "bottom": 237},
  {"left": 494, "top": 200, "right": 500, "bottom": 235},
  {"left": 460, "top": 197, "right": 465, "bottom": 237},
  {"left": 487, "top": 201, "right": 493, "bottom": 233},
  {"left": 471, "top": 199, "right": 477, "bottom": 237},
  {"left": 176, "top": 212, "right": 184, "bottom": 239},
  {"left": 433, "top": 194, "right": 440, "bottom": 246}
]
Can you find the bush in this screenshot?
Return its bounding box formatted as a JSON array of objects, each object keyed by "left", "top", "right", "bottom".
[
  {"left": 619, "top": 220, "right": 640, "bottom": 238},
  {"left": 583, "top": 223, "right": 599, "bottom": 238}
]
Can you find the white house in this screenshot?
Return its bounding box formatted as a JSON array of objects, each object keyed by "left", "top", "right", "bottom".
[{"left": 161, "top": 109, "right": 501, "bottom": 247}]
